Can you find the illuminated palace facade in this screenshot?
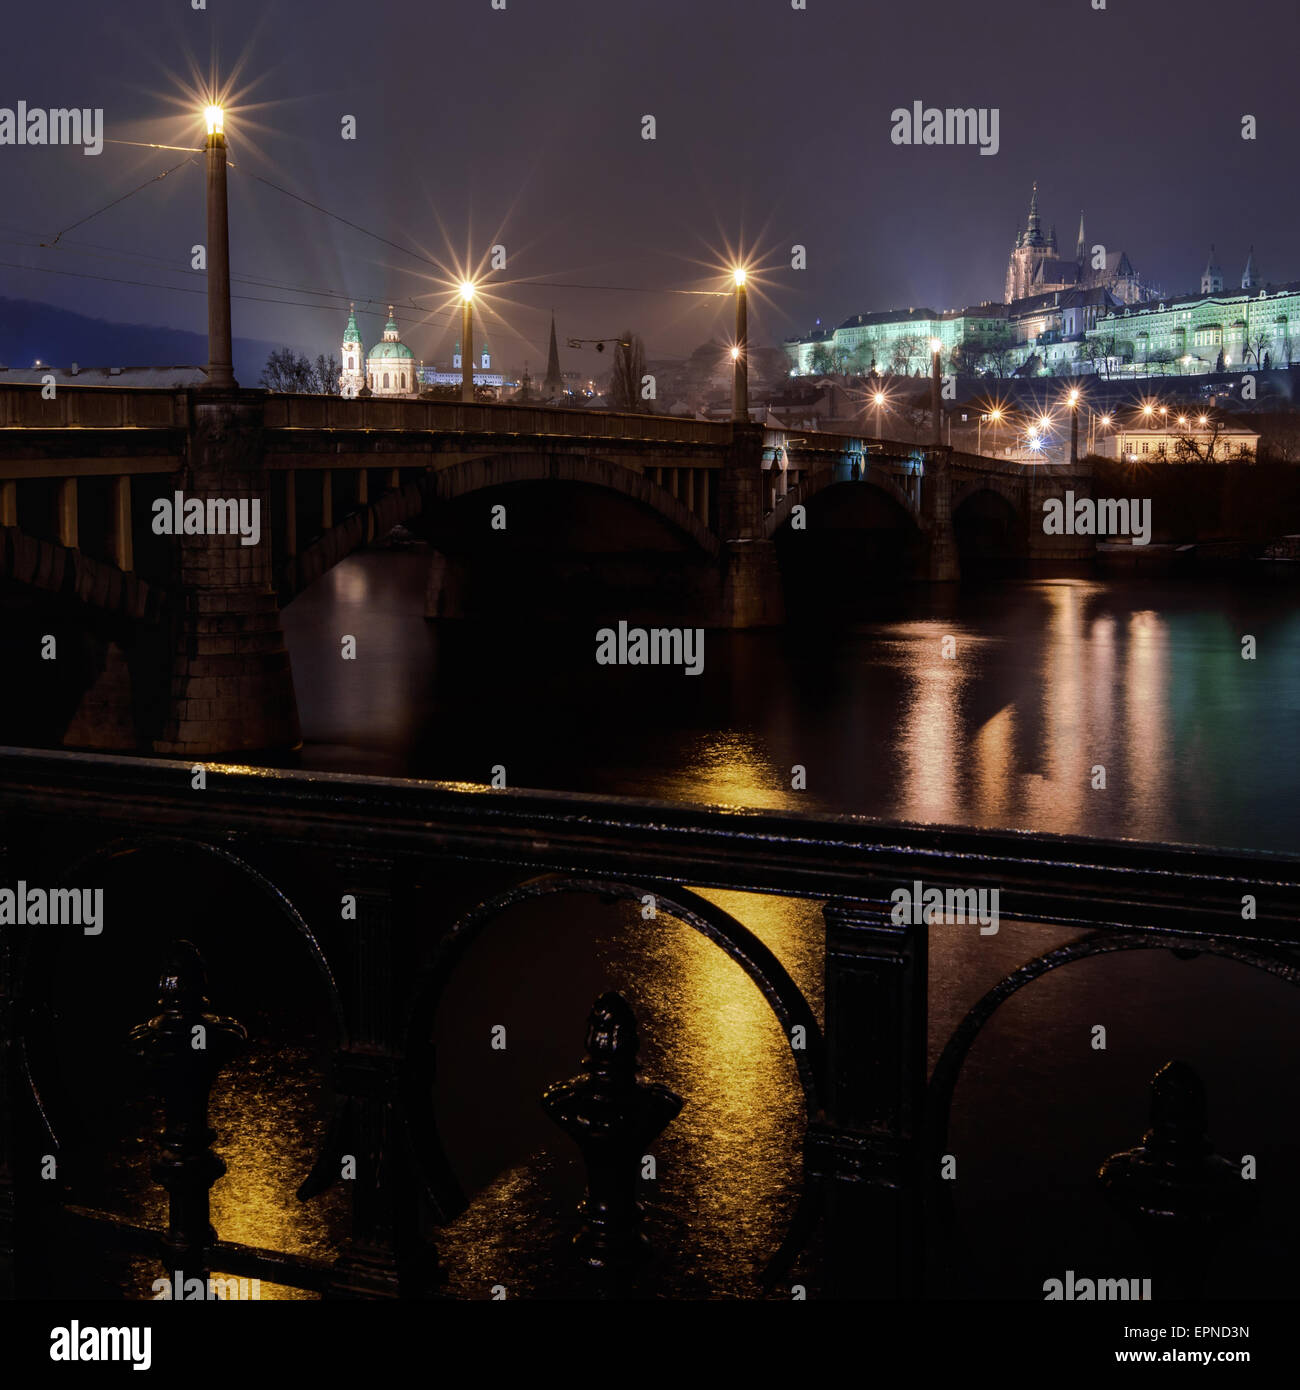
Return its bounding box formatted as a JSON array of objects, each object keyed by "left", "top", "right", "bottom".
[{"left": 785, "top": 186, "right": 1295, "bottom": 380}]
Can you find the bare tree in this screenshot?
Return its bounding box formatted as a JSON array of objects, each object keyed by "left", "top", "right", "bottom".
[
  {"left": 1244, "top": 330, "right": 1270, "bottom": 370},
  {"left": 260, "top": 348, "right": 340, "bottom": 394},
  {"left": 890, "top": 334, "right": 923, "bottom": 375}
]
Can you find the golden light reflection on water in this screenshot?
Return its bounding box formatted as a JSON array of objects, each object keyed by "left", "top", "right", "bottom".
[
  {"left": 653, "top": 729, "right": 796, "bottom": 810},
  {"left": 435, "top": 891, "right": 819, "bottom": 1297}
]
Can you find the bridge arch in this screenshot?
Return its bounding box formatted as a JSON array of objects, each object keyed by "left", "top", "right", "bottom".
[
  {"left": 284, "top": 452, "right": 719, "bottom": 603},
  {"left": 951, "top": 481, "right": 1027, "bottom": 566}
]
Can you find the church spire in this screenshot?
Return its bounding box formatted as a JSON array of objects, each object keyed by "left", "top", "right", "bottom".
[
  {"left": 1242, "top": 246, "right": 1260, "bottom": 290},
  {"left": 1021, "top": 181, "right": 1044, "bottom": 247},
  {"left": 543, "top": 311, "right": 564, "bottom": 397},
  {"left": 1075, "top": 211, "right": 1086, "bottom": 263},
  {"left": 1201, "top": 244, "right": 1223, "bottom": 295}
]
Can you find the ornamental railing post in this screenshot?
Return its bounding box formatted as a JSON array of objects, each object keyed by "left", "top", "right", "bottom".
[
  {"left": 1098, "top": 1059, "right": 1257, "bottom": 1299},
  {"left": 130, "top": 940, "right": 246, "bottom": 1288},
  {"left": 809, "top": 900, "right": 928, "bottom": 1297},
  {"left": 327, "top": 852, "right": 435, "bottom": 1297},
  {"left": 542, "top": 991, "right": 682, "bottom": 1271}
]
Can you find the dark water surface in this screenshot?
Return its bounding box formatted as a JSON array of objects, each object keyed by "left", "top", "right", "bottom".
[{"left": 283, "top": 553, "right": 1300, "bottom": 853}]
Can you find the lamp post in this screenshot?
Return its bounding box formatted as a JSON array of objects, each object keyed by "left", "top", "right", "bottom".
[
  {"left": 1068, "top": 387, "right": 1080, "bottom": 464},
  {"left": 203, "top": 106, "right": 236, "bottom": 390},
  {"left": 732, "top": 267, "right": 748, "bottom": 422},
  {"left": 929, "top": 337, "right": 942, "bottom": 445},
  {"left": 460, "top": 280, "right": 476, "bottom": 404},
  {"left": 872, "top": 389, "right": 886, "bottom": 440}
]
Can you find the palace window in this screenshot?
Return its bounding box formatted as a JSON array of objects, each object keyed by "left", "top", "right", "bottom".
[{"left": 383, "top": 373, "right": 390, "bottom": 389}]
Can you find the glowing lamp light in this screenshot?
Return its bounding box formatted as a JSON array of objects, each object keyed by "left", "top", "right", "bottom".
[
  {"left": 1068, "top": 389, "right": 1080, "bottom": 405},
  {"left": 1100, "top": 414, "right": 1113, "bottom": 426},
  {"left": 929, "top": 338, "right": 943, "bottom": 355},
  {"left": 1178, "top": 416, "right": 1189, "bottom": 426},
  {"left": 989, "top": 408, "right": 1004, "bottom": 422},
  {"left": 1028, "top": 434, "right": 1043, "bottom": 452},
  {"left": 1142, "top": 404, "right": 1155, "bottom": 418},
  {"left": 459, "top": 280, "right": 476, "bottom": 303},
  {"left": 1038, "top": 414, "right": 1052, "bottom": 429},
  {"left": 873, "top": 391, "right": 886, "bottom": 406},
  {"left": 730, "top": 345, "right": 742, "bottom": 361},
  {"left": 1198, "top": 415, "right": 1208, "bottom": 425},
  {"left": 733, "top": 267, "right": 748, "bottom": 287},
  {"left": 204, "top": 106, "right": 224, "bottom": 135}
]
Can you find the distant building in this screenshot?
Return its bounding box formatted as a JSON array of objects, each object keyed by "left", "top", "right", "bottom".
[
  {"left": 1086, "top": 265, "right": 1297, "bottom": 377},
  {"left": 421, "top": 333, "right": 504, "bottom": 395},
  {"left": 1098, "top": 419, "right": 1259, "bottom": 462},
  {"left": 1004, "top": 183, "right": 1154, "bottom": 305},
  {"left": 338, "top": 304, "right": 418, "bottom": 398},
  {"left": 366, "top": 307, "right": 418, "bottom": 397}
]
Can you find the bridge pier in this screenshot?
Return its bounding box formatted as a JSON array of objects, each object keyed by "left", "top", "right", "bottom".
[
  {"left": 920, "top": 446, "right": 960, "bottom": 583},
  {"left": 1024, "top": 467, "right": 1095, "bottom": 565},
  {"left": 717, "top": 424, "right": 784, "bottom": 628},
  {"left": 153, "top": 393, "right": 301, "bottom": 757}
]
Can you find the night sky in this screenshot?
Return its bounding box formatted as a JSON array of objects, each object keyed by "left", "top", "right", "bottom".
[{"left": 1, "top": 0, "right": 1295, "bottom": 374}]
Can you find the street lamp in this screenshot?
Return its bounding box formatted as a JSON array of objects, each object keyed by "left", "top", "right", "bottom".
[
  {"left": 460, "top": 279, "right": 476, "bottom": 404},
  {"left": 929, "top": 337, "right": 942, "bottom": 444},
  {"left": 986, "top": 405, "right": 1004, "bottom": 456},
  {"left": 873, "top": 388, "right": 886, "bottom": 440},
  {"left": 1067, "top": 387, "right": 1080, "bottom": 464},
  {"left": 203, "top": 103, "right": 236, "bottom": 389},
  {"left": 732, "top": 266, "right": 749, "bottom": 423}
]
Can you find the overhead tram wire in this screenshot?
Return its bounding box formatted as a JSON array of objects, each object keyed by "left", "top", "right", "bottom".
[
  {"left": 0, "top": 259, "right": 473, "bottom": 333},
  {"left": 232, "top": 170, "right": 730, "bottom": 300},
  {"left": 40, "top": 155, "right": 197, "bottom": 248}
]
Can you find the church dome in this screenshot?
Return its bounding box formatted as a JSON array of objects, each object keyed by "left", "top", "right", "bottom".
[{"left": 368, "top": 340, "right": 414, "bottom": 360}]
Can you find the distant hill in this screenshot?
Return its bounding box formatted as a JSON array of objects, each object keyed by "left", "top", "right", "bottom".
[{"left": 0, "top": 298, "right": 288, "bottom": 387}]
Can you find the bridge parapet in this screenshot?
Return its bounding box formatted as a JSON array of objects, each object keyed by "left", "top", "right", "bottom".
[{"left": 0, "top": 384, "right": 187, "bottom": 430}]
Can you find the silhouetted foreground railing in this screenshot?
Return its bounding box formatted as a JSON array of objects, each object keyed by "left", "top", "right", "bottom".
[{"left": 1, "top": 746, "right": 1297, "bottom": 1299}]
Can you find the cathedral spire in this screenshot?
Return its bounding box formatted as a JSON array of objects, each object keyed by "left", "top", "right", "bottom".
[
  {"left": 543, "top": 311, "right": 564, "bottom": 397},
  {"left": 1201, "top": 245, "right": 1223, "bottom": 296},
  {"left": 1242, "top": 246, "right": 1260, "bottom": 290},
  {"left": 1075, "top": 211, "right": 1086, "bottom": 263}
]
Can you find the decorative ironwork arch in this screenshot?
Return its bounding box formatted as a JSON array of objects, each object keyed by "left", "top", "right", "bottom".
[
  {"left": 13, "top": 834, "right": 346, "bottom": 1155},
  {"left": 401, "top": 873, "right": 825, "bottom": 1235}
]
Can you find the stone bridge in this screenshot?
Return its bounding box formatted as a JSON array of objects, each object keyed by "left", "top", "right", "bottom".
[{"left": 0, "top": 385, "right": 1092, "bottom": 755}]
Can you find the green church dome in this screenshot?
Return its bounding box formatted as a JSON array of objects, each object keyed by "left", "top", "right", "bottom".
[{"left": 368, "top": 340, "right": 414, "bottom": 360}]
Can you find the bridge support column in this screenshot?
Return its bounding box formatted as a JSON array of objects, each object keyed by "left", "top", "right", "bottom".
[
  {"left": 0, "top": 481, "right": 15, "bottom": 527},
  {"left": 107, "top": 475, "right": 132, "bottom": 572},
  {"left": 153, "top": 393, "right": 300, "bottom": 757},
  {"left": 357, "top": 469, "right": 374, "bottom": 543},
  {"left": 920, "top": 446, "right": 959, "bottom": 582},
  {"left": 716, "top": 423, "right": 784, "bottom": 628},
  {"left": 56, "top": 479, "right": 78, "bottom": 550},
  {"left": 283, "top": 469, "right": 297, "bottom": 560}
]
